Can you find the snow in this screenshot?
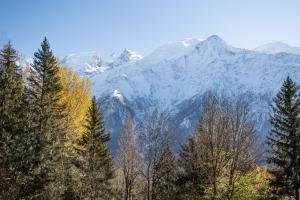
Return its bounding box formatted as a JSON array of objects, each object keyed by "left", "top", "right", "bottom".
[
  {"left": 107, "top": 49, "right": 143, "bottom": 67},
  {"left": 111, "top": 90, "right": 125, "bottom": 105},
  {"left": 254, "top": 42, "right": 300, "bottom": 55},
  {"left": 61, "top": 51, "right": 107, "bottom": 75},
  {"left": 61, "top": 49, "right": 143, "bottom": 76},
  {"left": 61, "top": 35, "right": 300, "bottom": 116},
  {"left": 143, "top": 38, "right": 202, "bottom": 64},
  {"left": 180, "top": 118, "right": 191, "bottom": 128}
]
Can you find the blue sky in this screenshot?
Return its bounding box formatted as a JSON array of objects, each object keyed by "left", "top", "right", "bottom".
[{"left": 1, "top": 0, "right": 300, "bottom": 58}]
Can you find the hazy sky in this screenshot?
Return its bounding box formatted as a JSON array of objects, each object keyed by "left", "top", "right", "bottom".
[{"left": 1, "top": 0, "right": 300, "bottom": 58}]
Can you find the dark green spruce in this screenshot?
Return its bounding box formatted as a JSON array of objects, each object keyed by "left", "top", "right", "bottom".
[
  {"left": 28, "top": 38, "right": 73, "bottom": 199},
  {"left": 176, "top": 135, "right": 208, "bottom": 200},
  {"left": 267, "top": 76, "right": 300, "bottom": 200},
  {"left": 78, "top": 96, "right": 115, "bottom": 199},
  {"left": 0, "top": 42, "right": 35, "bottom": 199}
]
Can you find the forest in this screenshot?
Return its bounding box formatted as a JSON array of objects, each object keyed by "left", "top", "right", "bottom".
[{"left": 1, "top": 38, "right": 300, "bottom": 200}]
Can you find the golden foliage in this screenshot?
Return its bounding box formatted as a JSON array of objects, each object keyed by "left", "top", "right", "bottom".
[{"left": 59, "top": 67, "right": 92, "bottom": 141}]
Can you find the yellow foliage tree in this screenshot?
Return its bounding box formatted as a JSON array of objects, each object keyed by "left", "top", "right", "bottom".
[
  {"left": 59, "top": 67, "right": 92, "bottom": 142},
  {"left": 215, "top": 167, "right": 273, "bottom": 200}
]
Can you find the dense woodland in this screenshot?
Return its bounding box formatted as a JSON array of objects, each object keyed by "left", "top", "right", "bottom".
[{"left": 1, "top": 38, "right": 300, "bottom": 200}]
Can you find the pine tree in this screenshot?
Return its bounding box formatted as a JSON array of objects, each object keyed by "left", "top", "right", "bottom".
[
  {"left": 267, "top": 76, "right": 300, "bottom": 200},
  {"left": 152, "top": 145, "right": 178, "bottom": 200},
  {"left": 28, "top": 38, "right": 72, "bottom": 199},
  {"left": 0, "top": 42, "right": 35, "bottom": 199},
  {"left": 78, "top": 96, "right": 115, "bottom": 199}
]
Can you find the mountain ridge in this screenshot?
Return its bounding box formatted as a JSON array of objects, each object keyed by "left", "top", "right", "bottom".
[
  {"left": 51, "top": 36, "right": 300, "bottom": 148},
  {"left": 254, "top": 41, "right": 300, "bottom": 55}
]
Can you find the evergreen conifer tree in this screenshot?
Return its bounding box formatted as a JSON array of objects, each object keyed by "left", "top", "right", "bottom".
[
  {"left": 28, "top": 38, "right": 72, "bottom": 198},
  {"left": 267, "top": 76, "right": 300, "bottom": 200},
  {"left": 177, "top": 135, "right": 208, "bottom": 200},
  {"left": 78, "top": 96, "right": 115, "bottom": 199},
  {"left": 0, "top": 42, "right": 36, "bottom": 199}
]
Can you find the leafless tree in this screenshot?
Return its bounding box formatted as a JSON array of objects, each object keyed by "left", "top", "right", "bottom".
[
  {"left": 140, "top": 110, "right": 173, "bottom": 200},
  {"left": 116, "top": 116, "right": 142, "bottom": 200},
  {"left": 193, "top": 91, "right": 261, "bottom": 200},
  {"left": 195, "top": 92, "right": 232, "bottom": 200},
  {"left": 225, "top": 94, "right": 262, "bottom": 200}
]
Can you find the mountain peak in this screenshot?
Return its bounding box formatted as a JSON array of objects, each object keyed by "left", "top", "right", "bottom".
[
  {"left": 201, "top": 35, "right": 227, "bottom": 47},
  {"left": 192, "top": 35, "right": 239, "bottom": 57},
  {"left": 108, "top": 49, "right": 143, "bottom": 67},
  {"left": 121, "top": 48, "right": 143, "bottom": 60},
  {"left": 206, "top": 35, "right": 223, "bottom": 42}
]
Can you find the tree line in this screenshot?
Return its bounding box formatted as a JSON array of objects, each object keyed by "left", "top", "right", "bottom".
[{"left": 0, "top": 39, "right": 300, "bottom": 200}]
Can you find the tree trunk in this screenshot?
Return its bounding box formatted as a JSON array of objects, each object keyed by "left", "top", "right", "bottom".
[
  {"left": 212, "top": 170, "right": 217, "bottom": 200},
  {"left": 147, "top": 176, "right": 151, "bottom": 200},
  {"left": 295, "top": 176, "right": 299, "bottom": 200}
]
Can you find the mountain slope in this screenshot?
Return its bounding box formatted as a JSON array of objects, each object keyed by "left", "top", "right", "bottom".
[
  {"left": 66, "top": 35, "right": 300, "bottom": 148},
  {"left": 91, "top": 35, "right": 300, "bottom": 108}
]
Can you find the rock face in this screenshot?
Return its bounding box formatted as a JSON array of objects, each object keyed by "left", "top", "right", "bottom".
[{"left": 63, "top": 35, "right": 300, "bottom": 149}]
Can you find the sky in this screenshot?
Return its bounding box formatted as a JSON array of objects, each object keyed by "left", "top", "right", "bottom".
[{"left": 1, "top": 0, "right": 300, "bottom": 58}]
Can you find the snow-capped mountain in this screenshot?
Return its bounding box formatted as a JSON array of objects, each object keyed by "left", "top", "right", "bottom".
[
  {"left": 61, "top": 49, "right": 143, "bottom": 76},
  {"left": 90, "top": 35, "right": 300, "bottom": 109},
  {"left": 144, "top": 38, "right": 202, "bottom": 63},
  {"left": 107, "top": 49, "right": 143, "bottom": 67},
  {"left": 61, "top": 51, "right": 108, "bottom": 75},
  {"left": 254, "top": 42, "right": 300, "bottom": 55},
  {"left": 64, "top": 35, "right": 300, "bottom": 149}
]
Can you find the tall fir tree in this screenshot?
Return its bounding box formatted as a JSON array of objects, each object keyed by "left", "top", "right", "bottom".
[
  {"left": 0, "top": 42, "right": 36, "bottom": 199},
  {"left": 28, "top": 38, "right": 73, "bottom": 199},
  {"left": 267, "top": 76, "right": 300, "bottom": 200},
  {"left": 78, "top": 96, "right": 115, "bottom": 199}
]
